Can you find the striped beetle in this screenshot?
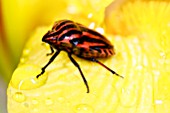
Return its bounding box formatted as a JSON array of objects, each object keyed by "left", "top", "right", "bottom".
[{"left": 36, "top": 20, "right": 123, "bottom": 93}]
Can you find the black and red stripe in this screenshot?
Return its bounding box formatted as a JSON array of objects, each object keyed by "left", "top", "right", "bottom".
[
  {"left": 43, "top": 20, "right": 114, "bottom": 58},
  {"left": 71, "top": 21, "right": 113, "bottom": 56}
]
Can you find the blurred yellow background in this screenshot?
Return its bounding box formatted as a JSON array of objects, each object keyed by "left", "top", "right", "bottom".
[{"left": 0, "top": 0, "right": 170, "bottom": 113}]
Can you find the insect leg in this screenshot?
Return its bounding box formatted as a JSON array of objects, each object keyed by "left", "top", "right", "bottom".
[
  {"left": 46, "top": 46, "right": 54, "bottom": 56},
  {"left": 68, "top": 54, "right": 89, "bottom": 93},
  {"left": 87, "top": 58, "right": 124, "bottom": 78},
  {"left": 36, "top": 50, "right": 60, "bottom": 78}
]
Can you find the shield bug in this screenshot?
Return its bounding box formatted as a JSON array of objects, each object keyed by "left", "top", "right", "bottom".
[{"left": 36, "top": 20, "right": 123, "bottom": 93}]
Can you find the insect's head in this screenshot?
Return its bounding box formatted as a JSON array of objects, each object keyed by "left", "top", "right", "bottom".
[
  {"left": 42, "top": 20, "right": 66, "bottom": 45},
  {"left": 42, "top": 30, "right": 58, "bottom": 45}
]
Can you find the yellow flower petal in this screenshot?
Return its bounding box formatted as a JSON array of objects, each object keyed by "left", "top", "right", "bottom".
[
  {"left": 106, "top": 0, "right": 170, "bottom": 37},
  {"left": 7, "top": 24, "right": 124, "bottom": 113},
  {"left": 8, "top": 20, "right": 170, "bottom": 113},
  {"left": 10, "top": 64, "right": 48, "bottom": 90},
  {"left": 105, "top": 0, "right": 170, "bottom": 112},
  {"left": 7, "top": 0, "right": 170, "bottom": 113}
]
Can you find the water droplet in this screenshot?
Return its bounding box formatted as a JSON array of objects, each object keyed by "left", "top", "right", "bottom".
[
  {"left": 45, "top": 98, "right": 54, "bottom": 105},
  {"left": 67, "top": 5, "right": 78, "bottom": 14},
  {"left": 20, "top": 57, "right": 26, "bottom": 64},
  {"left": 155, "top": 100, "right": 163, "bottom": 104},
  {"left": 89, "top": 22, "right": 95, "bottom": 29},
  {"left": 74, "top": 104, "right": 93, "bottom": 113},
  {"left": 88, "top": 13, "right": 93, "bottom": 18},
  {"left": 95, "top": 27, "right": 104, "bottom": 34},
  {"left": 23, "top": 49, "right": 30, "bottom": 56},
  {"left": 12, "top": 92, "right": 26, "bottom": 102},
  {"left": 11, "top": 64, "right": 48, "bottom": 90},
  {"left": 136, "top": 65, "right": 143, "bottom": 70}
]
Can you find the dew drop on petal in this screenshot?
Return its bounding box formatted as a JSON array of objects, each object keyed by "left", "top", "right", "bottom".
[
  {"left": 74, "top": 104, "right": 93, "bottom": 113},
  {"left": 88, "top": 13, "right": 93, "bottom": 19},
  {"left": 19, "top": 49, "right": 30, "bottom": 64},
  {"left": 12, "top": 92, "right": 26, "bottom": 102},
  {"left": 20, "top": 57, "right": 26, "bottom": 64},
  {"left": 10, "top": 64, "right": 48, "bottom": 90},
  {"left": 136, "top": 65, "right": 143, "bottom": 70},
  {"left": 88, "top": 22, "right": 95, "bottom": 29},
  {"left": 67, "top": 5, "right": 78, "bottom": 14},
  {"left": 23, "top": 49, "right": 30, "bottom": 56},
  {"left": 95, "top": 27, "right": 104, "bottom": 34},
  {"left": 155, "top": 100, "right": 163, "bottom": 104}
]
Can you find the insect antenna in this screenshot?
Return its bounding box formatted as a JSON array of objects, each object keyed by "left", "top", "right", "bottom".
[{"left": 87, "top": 58, "right": 124, "bottom": 78}]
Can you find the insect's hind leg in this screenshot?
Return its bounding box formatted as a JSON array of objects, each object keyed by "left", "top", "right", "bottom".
[
  {"left": 87, "top": 58, "right": 124, "bottom": 78},
  {"left": 68, "top": 53, "right": 90, "bottom": 93}
]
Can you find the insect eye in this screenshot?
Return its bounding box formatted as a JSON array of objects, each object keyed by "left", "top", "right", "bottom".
[{"left": 42, "top": 31, "right": 52, "bottom": 41}]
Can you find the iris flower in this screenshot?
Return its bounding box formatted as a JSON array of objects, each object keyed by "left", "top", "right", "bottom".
[{"left": 0, "top": 0, "right": 169, "bottom": 113}]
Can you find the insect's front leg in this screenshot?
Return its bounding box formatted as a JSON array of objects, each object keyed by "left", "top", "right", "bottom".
[
  {"left": 68, "top": 53, "right": 90, "bottom": 93},
  {"left": 86, "top": 58, "right": 124, "bottom": 78},
  {"left": 46, "top": 46, "right": 54, "bottom": 56},
  {"left": 36, "top": 50, "right": 60, "bottom": 78}
]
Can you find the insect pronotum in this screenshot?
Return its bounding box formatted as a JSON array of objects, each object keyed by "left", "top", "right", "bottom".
[{"left": 36, "top": 20, "right": 123, "bottom": 93}]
